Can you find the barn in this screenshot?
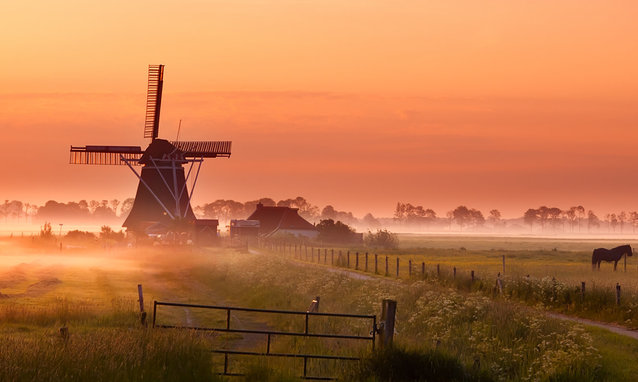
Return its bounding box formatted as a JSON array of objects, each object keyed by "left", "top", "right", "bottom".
[{"left": 246, "top": 203, "right": 318, "bottom": 239}]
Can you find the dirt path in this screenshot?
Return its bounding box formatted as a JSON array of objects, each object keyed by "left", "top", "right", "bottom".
[{"left": 547, "top": 313, "right": 638, "bottom": 340}]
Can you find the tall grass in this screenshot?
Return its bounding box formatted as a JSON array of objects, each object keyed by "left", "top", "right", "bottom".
[{"left": 0, "top": 328, "right": 217, "bottom": 381}]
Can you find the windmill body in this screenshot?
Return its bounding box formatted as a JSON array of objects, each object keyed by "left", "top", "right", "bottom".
[{"left": 69, "top": 65, "right": 231, "bottom": 240}]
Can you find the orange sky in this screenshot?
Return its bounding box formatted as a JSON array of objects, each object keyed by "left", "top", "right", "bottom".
[{"left": 1, "top": 1, "right": 637, "bottom": 218}]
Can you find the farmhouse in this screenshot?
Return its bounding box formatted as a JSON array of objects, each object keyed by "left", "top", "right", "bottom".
[{"left": 246, "top": 203, "right": 318, "bottom": 238}]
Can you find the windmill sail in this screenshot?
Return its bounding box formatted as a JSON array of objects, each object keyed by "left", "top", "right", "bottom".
[{"left": 144, "top": 64, "right": 164, "bottom": 140}]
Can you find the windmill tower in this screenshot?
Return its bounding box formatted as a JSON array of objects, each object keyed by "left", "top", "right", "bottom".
[{"left": 69, "top": 65, "right": 231, "bottom": 236}]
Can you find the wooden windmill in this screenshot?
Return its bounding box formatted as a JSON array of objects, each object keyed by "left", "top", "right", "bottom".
[{"left": 69, "top": 65, "right": 231, "bottom": 236}]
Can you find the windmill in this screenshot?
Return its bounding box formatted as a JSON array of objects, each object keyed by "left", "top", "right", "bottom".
[{"left": 69, "top": 65, "right": 231, "bottom": 237}]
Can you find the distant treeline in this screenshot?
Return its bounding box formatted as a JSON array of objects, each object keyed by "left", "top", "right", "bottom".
[{"left": 1, "top": 198, "right": 636, "bottom": 233}]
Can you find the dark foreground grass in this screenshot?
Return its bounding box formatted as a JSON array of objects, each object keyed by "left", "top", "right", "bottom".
[{"left": 345, "top": 347, "right": 493, "bottom": 382}]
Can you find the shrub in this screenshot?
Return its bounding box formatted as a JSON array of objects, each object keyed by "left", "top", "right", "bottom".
[{"left": 365, "top": 229, "right": 399, "bottom": 249}]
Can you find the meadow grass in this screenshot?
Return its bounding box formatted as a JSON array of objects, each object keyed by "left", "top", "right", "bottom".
[
  {"left": 0, "top": 236, "right": 635, "bottom": 380},
  {"left": 293, "top": 234, "right": 638, "bottom": 327}
]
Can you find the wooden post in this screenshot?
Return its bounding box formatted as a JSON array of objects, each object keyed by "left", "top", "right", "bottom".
[
  {"left": 356, "top": 252, "right": 359, "bottom": 270},
  {"left": 396, "top": 258, "right": 400, "bottom": 278},
  {"left": 375, "top": 254, "right": 378, "bottom": 274},
  {"left": 324, "top": 249, "right": 327, "bottom": 264},
  {"left": 385, "top": 256, "right": 389, "bottom": 276},
  {"left": 471, "top": 270, "right": 475, "bottom": 283},
  {"left": 317, "top": 248, "right": 321, "bottom": 263},
  {"left": 379, "top": 299, "right": 397, "bottom": 349},
  {"left": 305, "top": 246, "right": 308, "bottom": 260},
  {"left": 339, "top": 250, "right": 342, "bottom": 266},
  {"left": 502, "top": 255, "right": 505, "bottom": 274},
  {"left": 365, "top": 252, "right": 369, "bottom": 272},
  {"left": 496, "top": 277, "right": 503, "bottom": 294},
  {"left": 437, "top": 264, "right": 440, "bottom": 277},
  {"left": 453, "top": 267, "right": 456, "bottom": 278},
  {"left": 307, "top": 296, "right": 320, "bottom": 313},
  {"left": 331, "top": 249, "right": 334, "bottom": 265},
  {"left": 347, "top": 251, "right": 350, "bottom": 268},
  {"left": 421, "top": 262, "right": 425, "bottom": 279},
  {"left": 616, "top": 283, "right": 621, "bottom": 305},
  {"left": 409, "top": 259, "right": 412, "bottom": 278},
  {"left": 138, "top": 284, "right": 146, "bottom": 326},
  {"left": 625, "top": 253, "right": 627, "bottom": 272},
  {"left": 581, "top": 281, "right": 585, "bottom": 301}
]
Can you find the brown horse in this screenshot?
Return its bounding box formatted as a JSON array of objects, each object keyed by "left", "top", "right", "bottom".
[{"left": 592, "top": 244, "right": 633, "bottom": 271}]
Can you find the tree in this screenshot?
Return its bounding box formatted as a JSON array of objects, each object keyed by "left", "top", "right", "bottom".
[
  {"left": 619, "top": 211, "right": 627, "bottom": 233},
  {"left": 576, "top": 205, "right": 585, "bottom": 232},
  {"left": 316, "top": 219, "right": 357, "bottom": 243},
  {"left": 631, "top": 211, "right": 638, "bottom": 233},
  {"left": 321, "top": 205, "right": 338, "bottom": 220},
  {"left": 362, "top": 213, "right": 380, "bottom": 229},
  {"left": 610, "top": 213, "right": 619, "bottom": 232},
  {"left": 587, "top": 210, "right": 600, "bottom": 232},
  {"left": 452, "top": 206, "right": 471, "bottom": 230},
  {"left": 120, "top": 198, "right": 135, "bottom": 217},
  {"left": 277, "top": 197, "right": 319, "bottom": 222},
  {"left": 523, "top": 208, "right": 539, "bottom": 231},
  {"left": 488, "top": 209, "right": 501, "bottom": 228}
]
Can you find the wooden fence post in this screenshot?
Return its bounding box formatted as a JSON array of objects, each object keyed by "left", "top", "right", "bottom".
[
  {"left": 437, "top": 264, "right": 440, "bottom": 277},
  {"left": 331, "top": 249, "right": 334, "bottom": 265},
  {"left": 502, "top": 255, "right": 505, "bottom": 274},
  {"left": 317, "top": 248, "right": 321, "bottom": 263},
  {"left": 379, "top": 299, "right": 397, "bottom": 349},
  {"left": 356, "top": 252, "right": 359, "bottom": 270},
  {"left": 347, "top": 251, "right": 350, "bottom": 268},
  {"left": 453, "top": 267, "right": 456, "bottom": 278},
  {"left": 616, "top": 283, "right": 621, "bottom": 305},
  {"left": 396, "top": 258, "right": 400, "bottom": 278},
  {"left": 625, "top": 254, "right": 627, "bottom": 272},
  {"left": 409, "top": 260, "right": 412, "bottom": 278},
  {"left": 471, "top": 270, "right": 475, "bottom": 283},
  {"left": 375, "top": 254, "right": 378, "bottom": 274},
  {"left": 581, "top": 281, "right": 585, "bottom": 301},
  {"left": 385, "top": 256, "right": 389, "bottom": 276},
  {"left": 421, "top": 262, "right": 425, "bottom": 279},
  {"left": 365, "top": 252, "right": 369, "bottom": 272},
  {"left": 138, "top": 284, "right": 146, "bottom": 326}
]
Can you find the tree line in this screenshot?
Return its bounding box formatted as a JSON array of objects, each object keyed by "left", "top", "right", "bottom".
[{"left": 3, "top": 197, "right": 638, "bottom": 234}]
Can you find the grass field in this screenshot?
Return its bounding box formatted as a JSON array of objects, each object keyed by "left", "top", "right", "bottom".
[{"left": 2, "top": 235, "right": 638, "bottom": 380}]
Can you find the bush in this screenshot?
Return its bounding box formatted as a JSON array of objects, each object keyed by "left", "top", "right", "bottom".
[
  {"left": 65, "top": 230, "right": 97, "bottom": 242},
  {"left": 365, "top": 229, "right": 399, "bottom": 249}
]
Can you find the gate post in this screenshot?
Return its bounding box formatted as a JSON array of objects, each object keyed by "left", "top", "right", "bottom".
[{"left": 379, "top": 299, "right": 397, "bottom": 349}]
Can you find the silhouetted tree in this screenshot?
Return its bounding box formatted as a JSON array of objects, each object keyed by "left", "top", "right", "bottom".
[
  {"left": 488, "top": 209, "right": 501, "bottom": 228},
  {"left": 587, "top": 210, "right": 600, "bottom": 232},
  {"left": 316, "top": 219, "right": 357, "bottom": 243},
  {"left": 362, "top": 213, "right": 381, "bottom": 229},
  {"left": 277, "top": 197, "right": 320, "bottom": 222},
  {"left": 523, "top": 208, "right": 539, "bottom": 231},
  {"left": 619, "top": 211, "right": 627, "bottom": 233},
  {"left": 120, "top": 198, "right": 135, "bottom": 217}
]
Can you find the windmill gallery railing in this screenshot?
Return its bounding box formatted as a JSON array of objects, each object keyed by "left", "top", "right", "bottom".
[{"left": 152, "top": 301, "right": 384, "bottom": 380}]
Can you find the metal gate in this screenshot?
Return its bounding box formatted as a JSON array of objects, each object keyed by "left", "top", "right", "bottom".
[{"left": 153, "top": 301, "right": 377, "bottom": 380}]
